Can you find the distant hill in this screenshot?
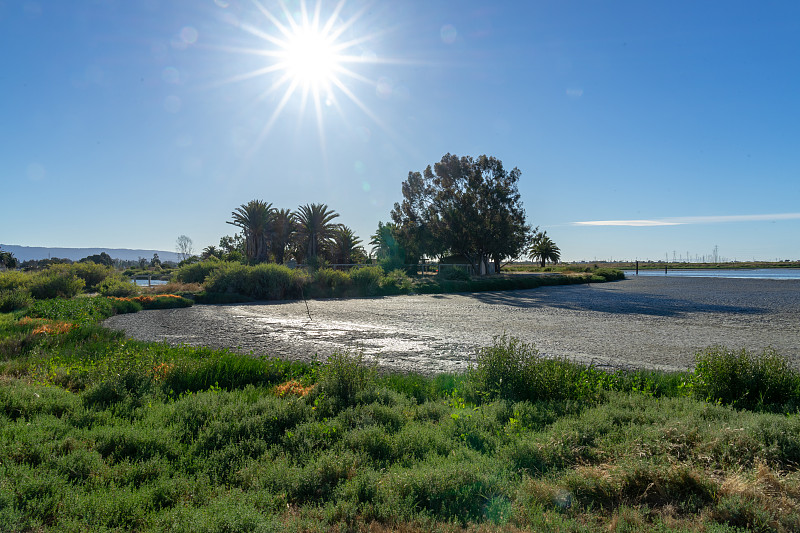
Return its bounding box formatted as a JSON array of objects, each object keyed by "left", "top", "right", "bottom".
[{"left": 0, "top": 244, "right": 183, "bottom": 263}]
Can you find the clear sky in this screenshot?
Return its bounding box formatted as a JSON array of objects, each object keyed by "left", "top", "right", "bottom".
[{"left": 3, "top": 0, "right": 799, "bottom": 262}]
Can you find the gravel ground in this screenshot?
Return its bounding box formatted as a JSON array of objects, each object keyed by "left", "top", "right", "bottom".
[{"left": 104, "top": 276, "right": 800, "bottom": 374}]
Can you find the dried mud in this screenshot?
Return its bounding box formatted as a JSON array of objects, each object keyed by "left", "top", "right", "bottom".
[{"left": 104, "top": 276, "right": 800, "bottom": 374}]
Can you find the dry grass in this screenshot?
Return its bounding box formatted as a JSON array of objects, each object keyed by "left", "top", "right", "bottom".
[{"left": 273, "top": 379, "right": 314, "bottom": 397}]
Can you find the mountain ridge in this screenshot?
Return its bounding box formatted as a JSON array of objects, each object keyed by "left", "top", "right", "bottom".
[{"left": 0, "top": 244, "right": 183, "bottom": 263}]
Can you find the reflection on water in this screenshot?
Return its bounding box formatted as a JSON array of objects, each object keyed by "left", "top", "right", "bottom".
[
  {"left": 624, "top": 268, "right": 800, "bottom": 280},
  {"left": 133, "top": 279, "right": 168, "bottom": 286}
]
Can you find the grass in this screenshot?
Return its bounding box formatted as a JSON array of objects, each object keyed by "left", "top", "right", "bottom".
[{"left": 1, "top": 297, "right": 799, "bottom": 531}]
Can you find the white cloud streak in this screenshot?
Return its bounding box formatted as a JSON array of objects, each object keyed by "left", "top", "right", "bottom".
[{"left": 573, "top": 212, "right": 800, "bottom": 227}]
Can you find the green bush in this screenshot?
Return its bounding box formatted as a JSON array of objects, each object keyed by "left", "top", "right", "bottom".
[
  {"left": 349, "top": 266, "right": 384, "bottom": 296},
  {"left": 440, "top": 266, "right": 471, "bottom": 281},
  {"left": 204, "top": 262, "right": 306, "bottom": 300},
  {"left": 137, "top": 295, "right": 193, "bottom": 310},
  {"left": 0, "top": 270, "right": 31, "bottom": 291},
  {"left": 311, "top": 268, "right": 351, "bottom": 297},
  {"left": 71, "top": 262, "right": 113, "bottom": 292},
  {"left": 98, "top": 277, "right": 139, "bottom": 297},
  {"left": 591, "top": 268, "right": 625, "bottom": 281},
  {"left": 174, "top": 258, "right": 223, "bottom": 284},
  {"left": 0, "top": 288, "right": 33, "bottom": 312},
  {"left": 107, "top": 297, "right": 143, "bottom": 314},
  {"left": 312, "top": 351, "right": 377, "bottom": 415},
  {"left": 378, "top": 269, "right": 412, "bottom": 295},
  {"left": 28, "top": 269, "right": 85, "bottom": 299},
  {"left": 691, "top": 346, "right": 800, "bottom": 412},
  {"left": 468, "top": 335, "right": 604, "bottom": 404}
]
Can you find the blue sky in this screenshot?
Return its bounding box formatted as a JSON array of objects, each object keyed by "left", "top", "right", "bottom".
[{"left": 2, "top": 0, "right": 798, "bottom": 262}]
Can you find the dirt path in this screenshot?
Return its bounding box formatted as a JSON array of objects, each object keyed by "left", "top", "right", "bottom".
[{"left": 104, "top": 276, "right": 800, "bottom": 374}]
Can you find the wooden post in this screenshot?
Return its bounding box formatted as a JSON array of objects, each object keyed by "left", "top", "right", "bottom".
[{"left": 635, "top": 260, "right": 639, "bottom": 276}]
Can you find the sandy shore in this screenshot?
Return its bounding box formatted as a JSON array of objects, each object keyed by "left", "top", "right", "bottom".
[{"left": 104, "top": 276, "right": 800, "bottom": 374}]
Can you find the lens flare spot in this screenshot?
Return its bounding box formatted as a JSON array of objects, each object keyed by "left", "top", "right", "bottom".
[
  {"left": 376, "top": 77, "right": 393, "bottom": 99},
  {"left": 354, "top": 160, "right": 366, "bottom": 174},
  {"left": 362, "top": 181, "right": 371, "bottom": 192},
  {"left": 164, "top": 95, "right": 182, "bottom": 113},
  {"left": 181, "top": 26, "right": 199, "bottom": 44},
  {"left": 440, "top": 24, "right": 457, "bottom": 44},
  {"left": 162, "top": 67, "right": 181, "bottom": 84}
]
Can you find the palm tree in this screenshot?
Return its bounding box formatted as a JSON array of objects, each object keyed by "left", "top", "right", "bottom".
[
  {"left": 294, "top": 203, "right": 340, "bottom": 264},
  {"left": 270, "top": 208, "right": 296, "bottom": 264},
  {"left": 227, "top": 200, "right": 274, "bottom": 263},
  {"left": 529, "top": 231, "right": 561, "bottom": 268},
  {"left": 201, "top": 245, "right": 221, "bottom": 260},
  {"left": 331, "top": 225, "right": 363, "bottom": 265}
]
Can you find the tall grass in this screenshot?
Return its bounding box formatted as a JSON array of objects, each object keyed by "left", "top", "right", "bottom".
[{"left": 691, "top": 346, "right": 800, "bottom": 412}]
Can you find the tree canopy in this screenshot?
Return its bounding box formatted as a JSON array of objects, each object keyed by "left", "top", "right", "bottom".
[{"left": 391, "top": 153, "right": 531, "bottom": 274}]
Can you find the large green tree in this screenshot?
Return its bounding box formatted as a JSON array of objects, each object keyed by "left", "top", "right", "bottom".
[
  {"left": 529, "top": 231, "right": 561, "bottom": 267},
  {"left": 227, "top": 200, "right": 274, "bottom": 263},
  {"left": 294, "top": 203, "right": 339, "bottom": 264},
  {"left": 391, "top": 153, "right": 531, "bottom": 275}
]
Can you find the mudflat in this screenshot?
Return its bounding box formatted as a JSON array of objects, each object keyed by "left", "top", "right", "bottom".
[{"left": 104, "top": 276, "right": 800, "bottom": 374}]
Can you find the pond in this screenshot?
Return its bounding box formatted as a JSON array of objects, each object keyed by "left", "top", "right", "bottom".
[
  {"left": 623, "top": 268, "right": 800, "bottom": 280},
  {"left": 133, "top": 279, "right": 168, "bottom": 286}
]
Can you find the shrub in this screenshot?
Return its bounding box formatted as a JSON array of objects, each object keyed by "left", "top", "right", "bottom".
[
  {"left": 107, "top": 297, "right": 143, "bottom": 314},
  {"left": 591, "top": 268, "right": 625, "bottom": 282},
  {"left": 691, "top": 346, "right": 800, "bottom": 411},
  {"left": 441, "top": 266, "right": 471, "bottom": 281},
  {"left": 312, "top": 351, "right": 377, "bottom": 414},
  {"left": 467, "top": 335, "right": 604, "bottom": 403},
  {"left": 71, "top": 262, "right": 113, "bottom": 292},
  {"left": 0, "top": 270, "right": 31, "bottom": 291},
  {"left": 0, "top": 288, "right": 33, "bottom": 312},
  {"left": 98, "top": 277, "right": 139, "bottom": 297},
  {"left": 349, "top": 266, "right": 383, "bottom": 296},
  {"left": 28, "top": 269, "right": 85, "bottom": 299},
  {"left": 204, "top": 262, "right": 305, "bottom": 300},
  {"left": 174, "top": 258, "right": 222, "bottom": 284},
  {"left": 312, "top": 268, "right": 351, "bottom": 297},
  {"left": 378, "top": 269, "right": 412, "bottom": 295}
]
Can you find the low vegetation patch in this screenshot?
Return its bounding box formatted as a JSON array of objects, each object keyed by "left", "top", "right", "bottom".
[{"left": 1, "top": 297, "right": 799, "bottom": 532}]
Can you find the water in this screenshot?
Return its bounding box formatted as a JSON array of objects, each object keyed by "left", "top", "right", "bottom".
[
  {"left": 133, "top": 279, "right": 168, "bottom": 286},
  {"left": 623, "top": 268, "right": 800, "bottom": 280}
]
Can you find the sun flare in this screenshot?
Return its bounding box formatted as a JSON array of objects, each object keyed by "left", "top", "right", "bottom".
[
  {"left": 282, "top": 27, "right": 341, "bottom": 89},
  {"left": 214, "top": 0, "right": 400, "bottom": 155}
]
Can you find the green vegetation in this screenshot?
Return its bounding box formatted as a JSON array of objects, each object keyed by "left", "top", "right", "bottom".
[
  {"left": 174, "top": 260, "right": 623, "bottom": 301},
  {"left": 1, "top": 297, "right": 799, "bottom": 531}
]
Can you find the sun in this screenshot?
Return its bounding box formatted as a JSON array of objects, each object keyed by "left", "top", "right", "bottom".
[
  {"left": 281, "top": 26, "right": 341, "bottom": 90},
  {"left": 212, "top": 0, "right": 399, "bottom": 155}
]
